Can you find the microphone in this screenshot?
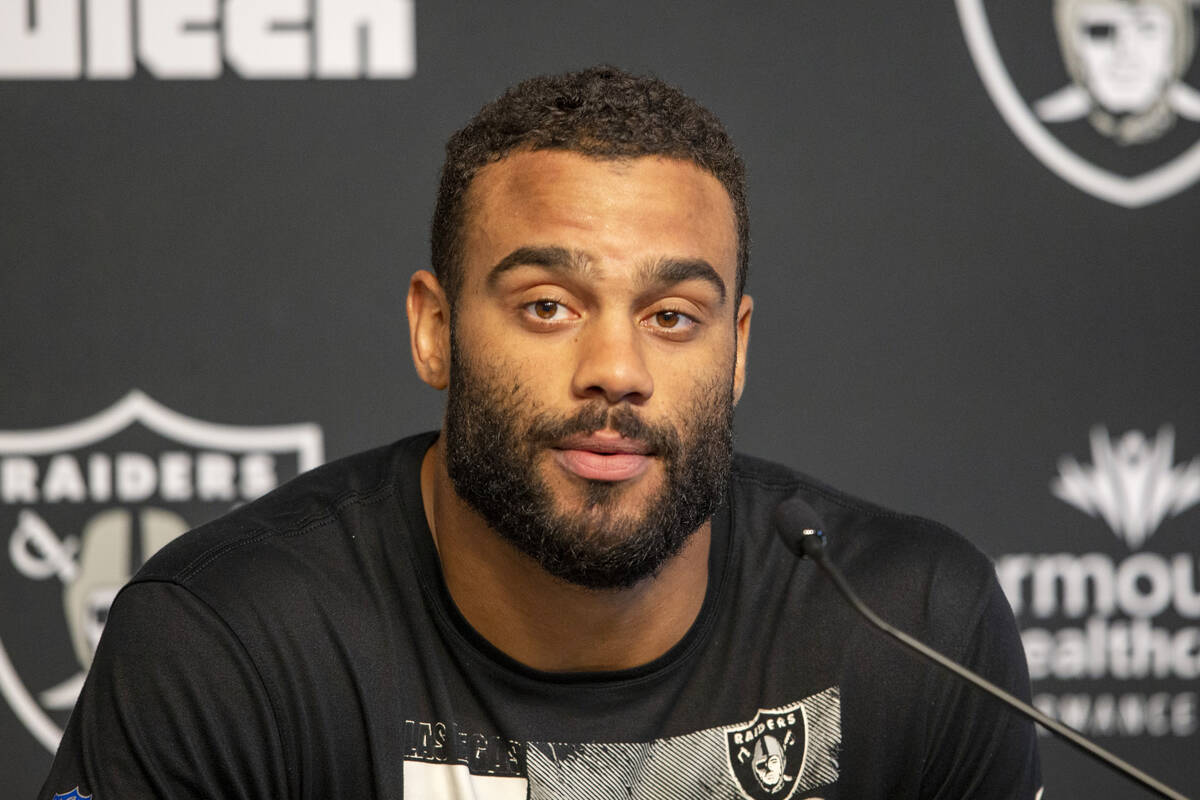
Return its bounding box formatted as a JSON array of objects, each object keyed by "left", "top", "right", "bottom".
[{"left": 773, "top": 495, "right": 1191, "bottom": 800}]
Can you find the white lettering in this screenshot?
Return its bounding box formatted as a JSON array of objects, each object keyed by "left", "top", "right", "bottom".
[
  {"left": 1172, "top": 692, "right": 1197, "bottom": 736},
  {"left": 1173, "top": 628, "right": 1200, "bottom": 680},
  {"left": 996, "top": 554, "right": 1032, "bottom": 615},
  {"left": 159, "top": 452, "right": 193, "bottom": 501},
  {"left": 139, "top": 0, "right": 220, "bottom": 79},
  {"left": 1021, "top": 618, "right": 1200, "bottom": 680},
  {"left": 997, "top": 552, "right": 1200, "bottom": 619},
  {"left": 86, "top": 0, "right": 134, "bottom": 78},
  {"left": 1174, "top": 555, "right": 1200, "bottom": 616},
  {"left": 1031, "top": 553, "right": 1115, "bottom": 618},
  {"left": 225, "top": 0, "right": 309, "bottom": 78},
  {"left": 42, "top": 454, "right": 87, "bottom": 503},
  {"left": 1022, "top": 627, "right": 1054, "bottom": 680},
  {"left": 9, "top": 509, "right": 78, "bottom": 581},
  {"left": 1116, "top": 552, "right": 1173, "bottom": 617},
  {"left": 196, "top": 452, "right": 237, "bottom": 500},
  {"left": 1, "top": 0, "right": 416, "bottom": 80},
  {"left": 0, "top": 0, "right": 80, "bottom": 78},
  {"left": 315, "top": 0, "right": 415, "bottom": 78},
  {"left": 1144, "top": 692, "right": 1172, "bottom": 736},
  {"left": 1052, "top": 626, "right": 1088, "bottom": 678},
  {"left": 116, "top": 452, "right": 157, "bottom": 501},
  {"left": 0, "top": 451, "right": 277, "bottom": 503},
  {"left": 1032, "top": 692, "right": 1198, "bottom": 737},
  {"left": 239, "top": 452, "right": 276, "bottom": 498},
  {"left": 88, "top": 452, "right": 112, "bottom": 501},
  {"left": 1129, "top": 618, "right": 1175, "bottom": 679},
  {"left": 2, "top": 457, "right": 40, "bottom": 502}
]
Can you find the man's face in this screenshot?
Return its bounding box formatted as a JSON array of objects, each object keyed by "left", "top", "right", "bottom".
[
  {"left": 1068, "top": 0, "right": 1178, "bottom": 113},
  {"left": 441, "top": 150, "right": 751, "bottom": 589},
  {"left": 753, "top": 736, "right": 785, "bottom": 788}
]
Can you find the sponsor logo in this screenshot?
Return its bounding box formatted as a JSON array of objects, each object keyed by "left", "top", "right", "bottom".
[
  {"left": 1052, "top": 425, "right": 1200, "bottom": 549},
  {"left": 726, "top": 703, "right": 807, "bottom": 800},
  {"left": 996, "top": 426, "right": 1199, "bottom": 739},
  {"left": 0, "top": 0, "right": 416, "bottom": 80},
  {"left": 0, "top": 390, "right": 322, "bottom": 752},
  {"left": 957, "top": 0, "right": 1200, "bottom": 206}
]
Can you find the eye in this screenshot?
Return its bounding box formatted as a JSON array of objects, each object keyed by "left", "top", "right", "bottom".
[
  {"left": 655, "top": 310, "right": 684, "bottom": 328},
  {"left": 645, "top": 308, "right": 698, "bottom": 334},
  {"left": 523, "top": 299, "right": 573, "bottom": 322}
]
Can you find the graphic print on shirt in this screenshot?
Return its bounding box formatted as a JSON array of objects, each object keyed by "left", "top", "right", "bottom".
[
  {"left": 401, "top": 686, "right": 841, "bottom": 799},
  {"left": 725, "top": 702, "right": 807, "bottom": 799}
]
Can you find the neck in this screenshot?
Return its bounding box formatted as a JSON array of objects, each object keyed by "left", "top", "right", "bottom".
[{"left": 420, "top": 439, "right": 711, "bottom": 672}]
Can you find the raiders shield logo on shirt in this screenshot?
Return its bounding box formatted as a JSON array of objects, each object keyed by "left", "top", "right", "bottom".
[{"left": 726, "top": 702, "right": 807, "bottom": 800}]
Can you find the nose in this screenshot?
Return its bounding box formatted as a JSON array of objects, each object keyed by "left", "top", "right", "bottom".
[{"left": 570, "top": 315, "right": 654, "bottom": 405}]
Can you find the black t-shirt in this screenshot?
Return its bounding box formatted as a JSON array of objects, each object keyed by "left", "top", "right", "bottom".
[{"left": 41, "top": 432, "right": 1041, "bottom": 799}]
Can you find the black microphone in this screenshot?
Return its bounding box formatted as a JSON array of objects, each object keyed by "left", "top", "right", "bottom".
[{"left": 773, "top": 495, "right": 1191, "bottom": 800}]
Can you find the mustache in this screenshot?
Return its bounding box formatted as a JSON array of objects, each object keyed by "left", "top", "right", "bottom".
[{"left": 527, "top": 403, "right": 682, "bottom": 459}]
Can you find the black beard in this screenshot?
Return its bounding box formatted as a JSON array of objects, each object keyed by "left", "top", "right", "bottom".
[{"left": 443, "top": 338, "right": 734, "bottom": 590}]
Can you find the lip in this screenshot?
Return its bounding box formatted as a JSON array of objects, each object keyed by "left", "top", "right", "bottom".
[{"left": 553, "top": 432, "right": 653, "bottom": 482}]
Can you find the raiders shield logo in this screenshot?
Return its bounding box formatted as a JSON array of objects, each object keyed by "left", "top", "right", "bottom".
[
  {"left": 726, "top": 702, "right": 807, "bottom": 800},
  {"left": 957, "top": 0, "right": 1200, "bottom": 206},
  {"left": 0, "top": 391, "right": 323, "bottom": 752}
]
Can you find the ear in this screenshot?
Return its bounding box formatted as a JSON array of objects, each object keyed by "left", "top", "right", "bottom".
[
  {"left": 732, "top": 294, "right": 754, "bottom": 405},
  {"left": 407, "top": 270, "right": 452, "bottom": 390}
]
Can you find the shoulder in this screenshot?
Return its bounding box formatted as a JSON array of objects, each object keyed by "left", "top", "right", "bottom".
[
  {"left": 731, "top": 451, "right": 978, "bottom": 549},
  {"left": 729, "top": 452, "right": 998, "bottom": 619},
  {"left": 134, "top": 433, "right": 434, "bottom": 588}
]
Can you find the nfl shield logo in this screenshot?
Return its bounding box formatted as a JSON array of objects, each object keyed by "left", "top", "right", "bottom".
[
  {"left": 726, "top": 702, "right": 807, "bottom": 800},
  {"left": 52, "top": 789, "right": 92, "bottom": 800}
]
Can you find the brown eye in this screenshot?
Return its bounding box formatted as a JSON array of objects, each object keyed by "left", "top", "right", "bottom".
[
  {"left": 656, "top": 310, "right": 680, "bottom": 328},
  {"left": 534, "top": 301, "right": 559, "bottom": 319}
]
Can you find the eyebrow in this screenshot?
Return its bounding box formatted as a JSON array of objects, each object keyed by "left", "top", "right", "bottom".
[
  {"left": 485, "top": 246, "right": 593, "bottom": 288},
  {"left": 637, "top": 257, "right": 727, "bottom": 306},
  {"left": 485, "top": 245, "right": 727, "bottom": 305}
]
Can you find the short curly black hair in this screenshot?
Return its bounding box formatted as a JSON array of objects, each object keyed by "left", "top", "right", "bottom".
[{"left": 431, "top": 65, "right": 749, "bottom": 305}]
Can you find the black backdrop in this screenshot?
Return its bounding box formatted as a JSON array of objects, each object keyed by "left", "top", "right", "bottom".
[{"left": 3, "top": 2, "right": 1199, "bottom": 797}]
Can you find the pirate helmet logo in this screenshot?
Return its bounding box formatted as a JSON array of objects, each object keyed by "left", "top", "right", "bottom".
[
  {"left": 752, "top": 733, "right": 790, "bottom": 791},
  {"left": 726, "top": 703, "right": 807, "bottom": 800},
  {"left": 33, "top": 507, "right": 191, "bottom": 712},
  {"left": 957, "top": 0, "right": 1200, "bottom": 205},
  {"left": 1042, "top": 0, "right": 1200, "bottom": 143}
]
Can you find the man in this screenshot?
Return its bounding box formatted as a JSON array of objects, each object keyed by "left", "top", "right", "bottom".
[{"left": 42, "top": 66, "right": 1041, "bottom": 799}]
